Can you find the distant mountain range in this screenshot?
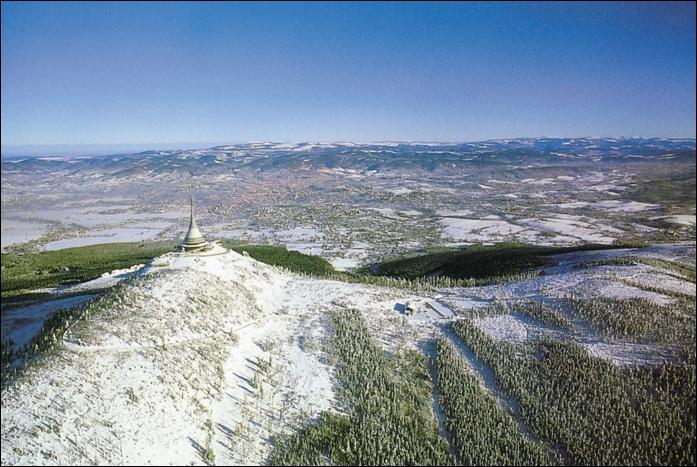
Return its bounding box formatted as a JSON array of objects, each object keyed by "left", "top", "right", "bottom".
[{"left": 2, "top": 138, "right": 695, "bottom": 179}]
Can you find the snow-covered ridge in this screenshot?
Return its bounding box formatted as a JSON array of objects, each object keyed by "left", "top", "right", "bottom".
[
  {"left": 0, "top": 251, "right": 328, "bottom": 465},
  {"left": 0, "top": 245, "right": 449, "bottom": 465}
]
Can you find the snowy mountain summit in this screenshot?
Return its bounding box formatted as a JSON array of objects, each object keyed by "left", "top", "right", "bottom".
[{"left": 1, "top": 250, "right": 341, "bottom": 465}]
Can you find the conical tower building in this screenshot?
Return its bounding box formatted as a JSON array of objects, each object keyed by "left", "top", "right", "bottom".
[{"left": 181, "top": 194, "right": 208, "bottom": 252}]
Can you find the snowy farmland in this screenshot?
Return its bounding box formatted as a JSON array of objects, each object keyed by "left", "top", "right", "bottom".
[{"left": 3, "top": 139, "right": 695, "bottom": 270}]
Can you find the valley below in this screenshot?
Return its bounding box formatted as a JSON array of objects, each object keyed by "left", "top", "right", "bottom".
[{"left": 2, "top": 138, "right": 695, "bottom": 267}]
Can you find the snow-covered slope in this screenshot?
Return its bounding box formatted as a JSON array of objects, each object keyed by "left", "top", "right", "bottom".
[
  {"left": 1, "top": 251, "right": 308, "bottom": 465},
  {"left": 0, "top": 250, "right": 422, "bottom": 465}
]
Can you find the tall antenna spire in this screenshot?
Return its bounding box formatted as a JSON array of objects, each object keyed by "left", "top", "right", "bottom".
[
  {"left": 190, "top": 191, "right": 195, "bottom": 223},
  {"left": 181, "top": 189, "right": 207, "bottom": 252}
]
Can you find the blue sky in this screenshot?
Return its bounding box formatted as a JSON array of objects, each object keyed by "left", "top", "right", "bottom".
[{"left": 1, "top": 1, "right": 695, "bottom": 147}]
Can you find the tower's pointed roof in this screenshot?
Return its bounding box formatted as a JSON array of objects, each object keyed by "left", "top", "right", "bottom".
[{"left": 181, "top": 193, "right": 207, "bottom": 251}]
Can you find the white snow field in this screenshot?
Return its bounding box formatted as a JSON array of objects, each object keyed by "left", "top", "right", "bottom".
[{"left": 1, "top": 242, "right": 694, "bottom": 465}]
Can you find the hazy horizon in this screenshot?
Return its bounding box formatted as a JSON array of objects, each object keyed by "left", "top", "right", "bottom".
[{"left": 3, "top": 135, "right": 697, "bottom": 159}]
